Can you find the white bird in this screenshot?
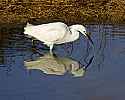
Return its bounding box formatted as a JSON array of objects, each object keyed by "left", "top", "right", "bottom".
[{"left": 24, "top": 22, "right": 93, "bottom": 55}]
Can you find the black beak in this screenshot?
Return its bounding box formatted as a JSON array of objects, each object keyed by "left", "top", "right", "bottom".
[
  {"left": 86, "top": 33, "right": 94, "bottom": 46},
  {"left": 85, "top": 56, "right": 94, "bottom": 69},
  {"left": 78, "top": 31, "right": 94, "bottom": 46}
]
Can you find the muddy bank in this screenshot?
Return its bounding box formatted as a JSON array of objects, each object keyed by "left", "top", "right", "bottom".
[{"left": 0, "top": 0, "right": 125, "bottom": 25}]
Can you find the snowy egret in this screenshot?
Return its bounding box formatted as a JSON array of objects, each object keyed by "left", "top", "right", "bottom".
[{"left": 24, "top": 22, "right": 93, "bottom": 54}]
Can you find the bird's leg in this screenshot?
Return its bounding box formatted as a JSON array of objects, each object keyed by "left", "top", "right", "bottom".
[
  {"left": 50, "top": 44, "right": 54, "bottom": 56},
  {"left": 32, "top": 39, "right": 35, "bottom": 48},
  {"left": 31, "top": 39, "right": 37, "bottom": 52}
]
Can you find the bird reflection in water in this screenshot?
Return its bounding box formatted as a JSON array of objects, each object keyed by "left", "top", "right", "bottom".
[{"left": 25, "top": 53, "right": 86, "bottom": 77}]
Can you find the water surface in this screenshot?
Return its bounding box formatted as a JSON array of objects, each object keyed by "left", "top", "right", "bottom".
[{"left": 0, "top": 25, "right": 125, "bottom": 100}]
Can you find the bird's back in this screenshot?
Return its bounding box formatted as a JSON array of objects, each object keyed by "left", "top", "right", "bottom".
[{"left": 24, "top": 22, "right": 70, "bottom": 43}]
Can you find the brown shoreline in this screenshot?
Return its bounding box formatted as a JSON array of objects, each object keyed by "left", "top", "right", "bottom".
[{"left": 0, "top": 0, "right": 125, "bottom": 25}]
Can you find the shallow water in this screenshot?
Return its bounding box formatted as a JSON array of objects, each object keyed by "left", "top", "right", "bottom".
[{"left": 0, "top": 25, "right": 125, "bottom": 100}]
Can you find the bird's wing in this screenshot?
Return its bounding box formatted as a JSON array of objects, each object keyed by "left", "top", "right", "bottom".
[{"left": 29, "top": 23, "right": 69, "bottom": 43}]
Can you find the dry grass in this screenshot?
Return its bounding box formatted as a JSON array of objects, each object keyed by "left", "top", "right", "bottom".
[{"left": 0, "top": 0, "right": 125, "bottom": 25}]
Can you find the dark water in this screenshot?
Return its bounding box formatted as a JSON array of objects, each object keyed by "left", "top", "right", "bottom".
[{"left": 0, "top": 25, "right": 125, "bottom": 100}]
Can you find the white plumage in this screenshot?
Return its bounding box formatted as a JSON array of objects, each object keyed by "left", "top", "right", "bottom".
[{"left": 24, "top": 22, "right": 88, "bottom": 54}]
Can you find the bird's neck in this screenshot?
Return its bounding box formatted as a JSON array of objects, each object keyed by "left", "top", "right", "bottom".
[{"left": 69, "top": 28, "right": 79, "bottom": 42}]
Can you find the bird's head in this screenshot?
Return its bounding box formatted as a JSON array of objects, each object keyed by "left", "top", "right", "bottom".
[
  {"left": 70, "top": 24, "right": 94, "bottom": 45},
  {"left": 69, "top": 24, "right": 87, "bottom": 36}
]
